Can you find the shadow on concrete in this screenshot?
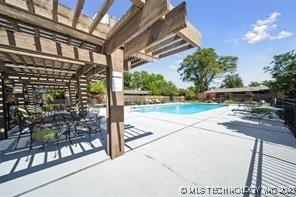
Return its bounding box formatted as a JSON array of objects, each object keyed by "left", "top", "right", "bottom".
[
  {"left": 219, "top": 118, "right": 296, "bottom": 148},
  {"left": 243, "top": 138, "right": 296, "bottom": 197},
  {"left": 218, "top": 116, "right": 296, "bottom": 196},
  {"left": 0, "top": 123, "right": 154, "bottom": 184}
]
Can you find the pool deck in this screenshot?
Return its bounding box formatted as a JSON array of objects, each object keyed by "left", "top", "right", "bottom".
[{"left": 0, "top": 106, "right": 295, "bottom": 196}]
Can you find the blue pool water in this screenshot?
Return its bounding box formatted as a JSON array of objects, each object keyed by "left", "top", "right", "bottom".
[{"left": 135, "top": 103, "right": 221, "bottom": 115}]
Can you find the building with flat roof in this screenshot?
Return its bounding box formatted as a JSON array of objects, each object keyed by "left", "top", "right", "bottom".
[{"left": 198, "top": 86, "right": 273, "bottom": 102}]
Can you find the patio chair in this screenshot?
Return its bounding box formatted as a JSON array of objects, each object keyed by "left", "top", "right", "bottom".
[
  {"left": 14, "top": 106, "right": 34, "bottom": 123},
  {"left": 25, "top": 105, "right": 43, "bottom": 118},
  {"left": 28, "top": 124, "right": 60, "bottom": 153},
  {"left": 74, "top": 113, "right": 104, "bottom": 139},
  {"left": 13, "top": 110, "right": 58, "bottom": 151},
  {"left": 13, "top": 106, "right": 40, "bottom": 149}
]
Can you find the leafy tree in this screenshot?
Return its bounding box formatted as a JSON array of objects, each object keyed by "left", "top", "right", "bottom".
[
  {"left": 163, "top": 81, "right": 178, "bottom": 96},
  {"left": 221, "top": 74, "right": 244, "bottom": 88},
  {"left": 124, "top": 72, "right": 134, "bottom": 90},
  {"left": 149, "top": 78, "right": 166, "bottom": 95},
  {"left": 261, "top": 80, "right": 273, "bottom": 87},
  {"left": 178, "top": 48, "right": 238, "bottom": 93},
  {"left": 131, "top": 71, "right": 150, "bottom": 91},
  {"left": 87, "top": 81, "right": 106, "bottom": 95},
  {"left": 178, "top": 88, "right": 187, "bottom": 96},
  {"left": 178, "top": 87, "right": 196, "bottom": 100},
  {"left": 264, "top": 50, "right": 296, "bottom": 97},
  {"left": 185, "top": 87, "right": 196, "bottom": 100},
  {"left": 249, "top": 81, "right": 261, "bottom": 87},
  {"left": 123, "top": 71, "right": 178, "bottom": 96}
]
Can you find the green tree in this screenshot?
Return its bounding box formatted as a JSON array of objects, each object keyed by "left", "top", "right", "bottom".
[
  {"left": 124, "top": 71, "right": 134, "bottom": 90},
  {"left": 261, "top": 80, "right": 273, "bottom": 87},
  {"left": 264, "top": 50, "right": 296, "bottom": 97},
  {"left": 178, "top": 87, "right": 196, "bottom": 100},
  {"left": 249, "top": 81, "right": 261, "bottom": 87},
  {"left": 131, "top": 71, "right": 150, "bottom": 90},
  {"left": 178, "top": 48, "right": 238, "bottom": 93},
  {"left": 163, "top": 81, "right": 178, "bottom": 96},
  {"left": 87, "top": 81, "right": 106, "bottom": 95},
  {"left": 123, "top": 71, "right": 178, "bottom": 96},
  {"left": 221, "top": 74, "right": 244, "bottom": 88}
]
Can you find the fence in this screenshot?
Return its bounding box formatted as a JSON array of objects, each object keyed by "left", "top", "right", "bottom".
[
  {"left": 274, "top": 98, "right": 296, "bottom": 136},
  {"left": 124, "top": 95, "right": 185, "bottom": 105}
]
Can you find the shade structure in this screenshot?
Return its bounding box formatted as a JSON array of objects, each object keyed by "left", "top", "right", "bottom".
[{"left": 0, "top": 0, "right": 201, "bottom": 159}]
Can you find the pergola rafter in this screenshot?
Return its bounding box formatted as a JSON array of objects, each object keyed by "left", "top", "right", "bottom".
[{"left": 89, "top": 0, "right": 114, "bottom": 34}]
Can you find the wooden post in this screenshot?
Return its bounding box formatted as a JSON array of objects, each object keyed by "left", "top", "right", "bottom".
[
  {"left": 0, "top": 72, "right": 8, "bottom": 139},
  {"left": 76, "top": 78, "right": 83, "bottom": 110},
  {"left": 106, "top": 49, "right": 125, "bottom": 159},
  {"left": 76, "top": 77, "right": 88, "bottom": 110},
  {"left": 66, "top": 82, "right": 72, "bottom": 107}
]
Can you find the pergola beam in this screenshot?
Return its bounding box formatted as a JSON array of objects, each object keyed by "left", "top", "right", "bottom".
[
  {"left": 4, "top": 64, "right": 76, "bottom": 74},
  {"left": 52, "top": 0, "right": 59, "bottom": 22},
  {"left": 130, "top": 0, "right": 145, "bottom": 8},
  {"left": 177, "top": 21, "right": 201, "bottom": 48},
  {"left": 0, "top": 2, "right": 105, "bottom": 46},
  {"left": 145, "top": 34, "right": 181, "bottom": 53},
  {"left": 89, "top": 0, "right": 115, "bottom": 34},
  {"left": 25, "top": 0, "right": 35, "bottom": 13},
  {"left": 159, "top": 44, "right": 193, "bottom": 58},
  {"left": 104, "top": 0, "right": 169, "bottom": 55},
  {"left": 0, "top": 44, "right": 106, "bottom": 66},
  {"left": 85, "top": 66, "right": 105, "bottom": 79},
  {"left": 72, "top": 0, "right": 85, "bottom": 28},
  {"left": 131, "top": 52, "right": 156, "bottom": 62},
  {"left": 124, "top": 2, "right": 187, "bottom": 58},
  {"left": 11, "top": 74, "right": 71, "bottom": 81},
  {"left": 106, "top": 5, "right": 139, "bottom": 39},
  {"left": 75, "top": 64, "right": 95, "bottom": 79},
  {"left": 152, "top": 40, "right": 186, "bottom": 56}
]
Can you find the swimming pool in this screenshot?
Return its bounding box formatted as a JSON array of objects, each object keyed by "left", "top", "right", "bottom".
[{"left": 134, "top": 103, "right": 221, "bottom": 115}]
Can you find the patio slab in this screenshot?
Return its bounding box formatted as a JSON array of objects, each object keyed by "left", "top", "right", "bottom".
[{"left": 0, "top": 106, "right": 295, "bottom": 196}]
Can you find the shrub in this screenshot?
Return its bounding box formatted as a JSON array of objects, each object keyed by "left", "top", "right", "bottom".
[
  {"left": 43, "top": 103, "right": 54, "bottom": 111},
  {"left": 224, "top": 99, "right": 236, "bottom": 104},
  {"left": 244, "top": 100, "right": 257, "bottom": 105},
  {"left": 251, "top": 107, "right": 277, "bottom": 113},
  {"left": 87, "top": 81, "right": 106, "bottom": 95}
]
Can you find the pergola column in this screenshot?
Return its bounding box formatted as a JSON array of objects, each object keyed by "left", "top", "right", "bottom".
[
  {"left": 76, "top": 77, "right": 88, "bottom": 110},
  {"left": 106, "top": 49, "right": 125, "bottom": 159},
  {"left": 0, "top": 73, "right": 8, "bottom": 140},
  {"left": 27, "top": 85, "right": 35, "bottom": 104},
  {"left": 68, "top": 81, "right": 76, "bottom": 107}
]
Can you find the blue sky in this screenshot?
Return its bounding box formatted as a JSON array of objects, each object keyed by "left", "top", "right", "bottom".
[{"left": 60, "top": 0, "right": 296, "bottom": 88}]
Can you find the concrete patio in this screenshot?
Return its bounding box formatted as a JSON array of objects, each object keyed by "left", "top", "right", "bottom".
[{"left": 0, "top": 106, "right": 295, "bottom": 196}]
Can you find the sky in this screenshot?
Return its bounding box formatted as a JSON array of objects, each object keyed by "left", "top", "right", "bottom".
[{"left": 60, "top": 0, "right": 296, "bottom": 88}]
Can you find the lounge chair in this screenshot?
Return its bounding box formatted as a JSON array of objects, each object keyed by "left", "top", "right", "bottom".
[
  {"left": 232, "top": 106, "right": 282, "bottom": 119},
  {"left": 154, "top": 99, "right": 161, "bottom": 104}
]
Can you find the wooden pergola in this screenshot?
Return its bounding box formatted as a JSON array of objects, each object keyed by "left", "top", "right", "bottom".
[{"left": 0, "top": 0, "right": 201, "bottom": 159}]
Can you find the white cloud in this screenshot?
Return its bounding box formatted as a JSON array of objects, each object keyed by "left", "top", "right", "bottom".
[
  {"left": 271, "top": 30, "right": 293, "bottom": 40},
  {"left": 256, "top": 12, "right": 280, "bottom": 26},
  {"left": 243, "top": 12, "right": 293, "bottom": 44}
]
